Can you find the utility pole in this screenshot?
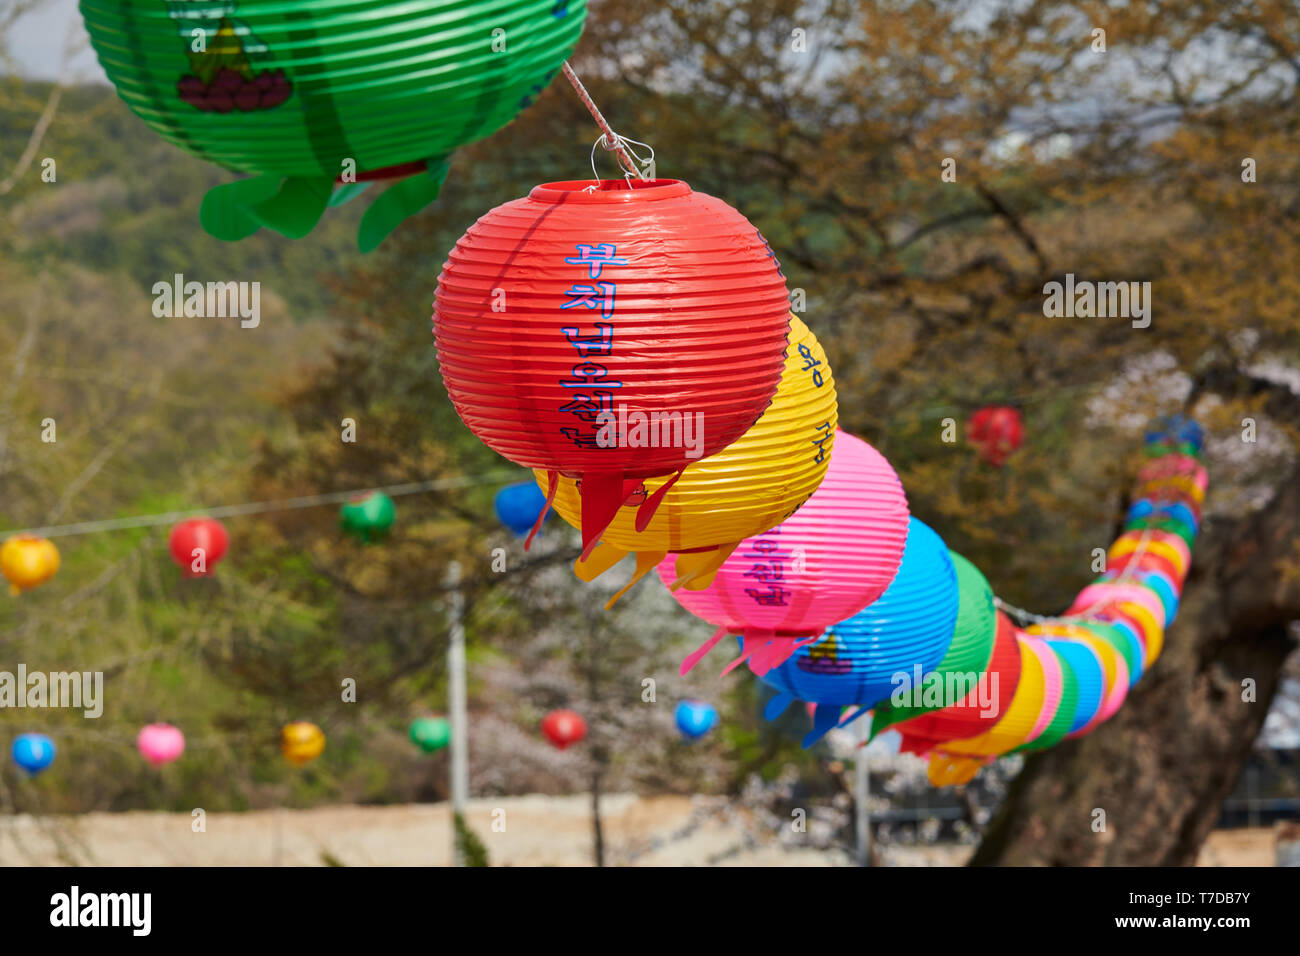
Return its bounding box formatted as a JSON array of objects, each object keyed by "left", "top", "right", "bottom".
[
  {"left": 855, "top": 714, "right": 871, "bottom": 867},
  {"left": 446, "top": 561, "right": 468, "bottom": 866}
]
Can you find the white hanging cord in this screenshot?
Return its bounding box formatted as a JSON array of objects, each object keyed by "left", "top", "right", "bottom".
[{"left": 4, "top": 469, "right": 522, "bottom": 540}]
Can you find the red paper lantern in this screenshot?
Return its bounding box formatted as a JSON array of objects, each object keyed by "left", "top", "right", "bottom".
[
  {"left": 540, "top": 709, "right": 587, "bottom": 750},
  {"left": 168, "top": 518, "right": 229, "bottom": 578},
  {"left": 967, "top": 406, "right": 1024, "bottom": 467},
  {"left": 433, "top": 179, "right": 792, "bottom": 554}
]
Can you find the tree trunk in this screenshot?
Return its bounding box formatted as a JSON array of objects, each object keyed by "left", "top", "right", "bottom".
[{"left": 971, "top": 462, "right": 1300, "bottom": 865}]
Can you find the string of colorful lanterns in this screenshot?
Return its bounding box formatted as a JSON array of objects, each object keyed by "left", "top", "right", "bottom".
[{"left": 712, "top": 418, "right": 1206, "bottom": 788}]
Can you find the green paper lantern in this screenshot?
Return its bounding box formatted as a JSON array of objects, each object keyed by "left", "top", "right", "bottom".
[
  {"left": 1124, "top": 516, "right": 1195, "bottom": 548},
  {"left": 871, "top": 551, "right": 999, "bottom": 735},
  {"left": 80, "top": 0, "right": 587, "bottom": 249},
  {"left": 340, "top": 491, "right": 396, "bottom": 543},
  {"left": 409, "top": 716, "right": 451, "bottom": 753}
]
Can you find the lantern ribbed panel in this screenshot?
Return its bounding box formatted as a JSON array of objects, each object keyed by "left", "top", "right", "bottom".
[
  {"left": 926, "top": 632, "right": 1046, "bottom": 758},
  {"left": 872, "top": 550, "right": 999, "bottom": 732},
  {"left": 657, "top": 430, "right": 909, "bottom": 641},
  {"left": 754, "top": 519, "right": 958, "bottom": 709},
  {"left": 436, "top": 180, "right": 791, "bottom": 552},
  {"left": 1013, "top": 641, "right": 1077, "bottom": 753},
  {"left": 1109, "top": 530, "right": 1191, "bottom": 579},
  {"left": 1070, "top": 582, "right": 1167, "bottom": 631},
  {"left": 80, "top": 0, "right": 586, "bottom": 176},
  {"left": 1027, "top": 625, "right": 1128, "bottom": 732},
  {"left": 1074, "top": 619, "right": 1144, "bottom": 687},
  {"left": 893, "top": 612, "right": 1021, "bottom": 753},
  {"left": 1101, "top": 551, "right": 1182, "bottom": 589},
  {"left": 1020, "top": 637, "right": 1063, "bottom": 746},
  {"left": 537, "top": 314, "right": 837, "bottom": 558},
  {"left": 1043, "top": 638, "right": 1105, "bottom": 736}
]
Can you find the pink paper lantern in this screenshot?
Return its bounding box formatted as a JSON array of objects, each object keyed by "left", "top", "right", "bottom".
[
  {"left": 1068, "top": 582, "right": 1168, "bottom": 631},
  {"left": 660, "top": 430, "right": 909, "bottom": 677},
  {"left": 136, "top": 723, "right": 186, "bottom": 767}
]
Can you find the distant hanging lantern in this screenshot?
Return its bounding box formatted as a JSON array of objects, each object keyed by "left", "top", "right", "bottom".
[
  {"left": 409, "top": 716, "right": 451, "bottom": 754},
  {"left": 540, "top": 314, "right": 838, "bottom": 602},
  {"left": 674, "top": 701, "right": 719, "bottom": 741},
  {"left": 80, "top": 0, "right": 588, "bottom": 250},
  {"left": 11, "top": 733, "right": 56, "bottom": 776},
  {"left": 540, "top": 709, "right": 587, "bottom": 750},
  {"left": 757, "top": 519, "right": 960, "bottom": 745},
  {"left": 434, "top": 178, "right": 793, "bottom": 555},
  {"left": 281, "top": 721, "right": 325, "bottom": 767},
  {"left": 1, "top": 536, "right": 60, "bottom": 595},
  {"left": 966, "top": 405, "right": 1024, "bottom": 467},
  {"left": 494, "top": 482, "right": 551, "bottom": 538},
  {"left": 660, "top": 430, "right": 910, "bottom": 677},
  {"left": 137, "top": 723, "right": 186, "bottom": 767},
  {"left": 339, "top": 492, "right": 396, "bottom": 543},
  {"left": 168, "top": 518, "right": 229, "bottom": 577}
]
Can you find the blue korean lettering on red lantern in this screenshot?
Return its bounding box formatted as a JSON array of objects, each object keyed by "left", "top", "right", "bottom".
[
  {"left": 564, "top": 243, "right": 628, "bottom": 278},
  {"left": 559, "top": 244, "right": 627, "bottom": 447}
]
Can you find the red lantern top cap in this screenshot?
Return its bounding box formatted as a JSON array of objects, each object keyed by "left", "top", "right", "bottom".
[{"left": 528, "top": 179, "right": 692, "bottom": 204}]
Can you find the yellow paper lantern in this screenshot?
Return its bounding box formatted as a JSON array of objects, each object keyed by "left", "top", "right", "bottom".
[
  {"left": 1107, "top": 535, "right": 1189, "bottom": 581},
  {"left": 535, "top": 315, "right": 838, "bottom": 605},
  {"left": 1, "top": 536, "right": 60, "bottom": 595},
  {"left": 281, "top": 721, "right": 325, "bottom": 767}
]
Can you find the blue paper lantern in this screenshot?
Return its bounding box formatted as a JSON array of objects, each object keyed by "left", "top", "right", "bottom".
[
  {"left": 674, "top": 700, "right": 718, "bottom": 740},
  {"left": 1145, "top": 415, "right": 1204, "bottom": 451},
  {"left": 494, "top": 481, "right": 550, "bottom": 538},
  {"left": 757, "top": 518, "right": 960, "bottom": 743},
  {"left": 1126, "top": 499, "right": 1198, "bottom": 534},
  {"left": 11, "top": 733, "right": 56, "bottom": 775}
]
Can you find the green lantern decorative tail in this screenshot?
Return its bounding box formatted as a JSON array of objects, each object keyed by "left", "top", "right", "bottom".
[{"left": 198, "top": 157, "right": 451, "bottom": 251}]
